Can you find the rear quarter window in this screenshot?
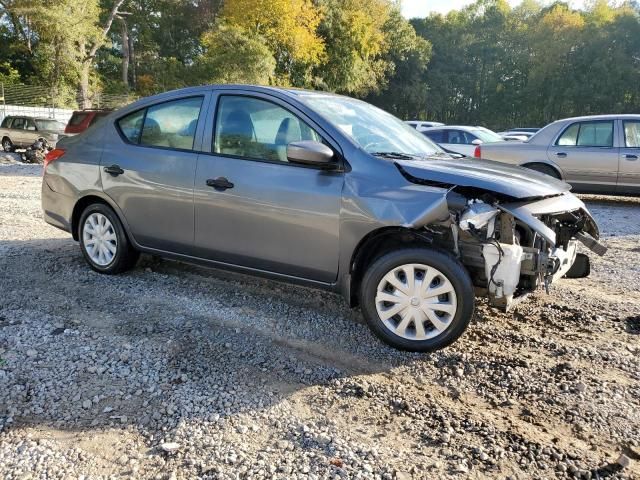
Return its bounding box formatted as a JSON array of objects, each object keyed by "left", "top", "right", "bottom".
[{"left": 1, "top": 117, "right": 12, "bottom": 128}]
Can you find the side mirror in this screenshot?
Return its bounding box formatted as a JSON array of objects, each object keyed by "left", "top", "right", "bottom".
[
  {"left": 471, "top": 139, "right": 483, "bottom": 145},
  {"left": 287, "top": 140, "right": 335, "bottom": 167}
]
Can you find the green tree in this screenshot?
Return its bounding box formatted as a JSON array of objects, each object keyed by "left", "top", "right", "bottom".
[
  {"left": 315, "top": 0, "right": 391, "bottom": 94},
  {"left": 196, "top": 24, "right": 276, "bottom": 85},
  {"left": 221, "top": 0, "right": 324, "bottom": 82}
]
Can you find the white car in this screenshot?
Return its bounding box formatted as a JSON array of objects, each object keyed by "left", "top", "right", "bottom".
[
  {"left": 405, "top": 120, "right": 445, "bottom": 132},
  {"left": 421, "top": 125, "right": 504, "bottom": 156}
]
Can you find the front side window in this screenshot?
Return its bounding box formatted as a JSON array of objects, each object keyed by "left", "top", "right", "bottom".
[
  {"left": 557, "top": 121, "right": 614, "bottom": 147},
  {"left": 447, "top": 130, "right": 473, "bottom": 144},
  {"left": 11, "top": 118, "right": 25, "bottom": 130},
  {"left": 25, "top": 118, "right": 37, "bottom": 131},
  {"left": 214, "top": 96, "right": 322, "bottom": 162},
  {"left": 623, "top": 121, "right": 640, "bottom": 148},
  {"left": 423, "top": 130, "right": 444, "bottom": 143}
]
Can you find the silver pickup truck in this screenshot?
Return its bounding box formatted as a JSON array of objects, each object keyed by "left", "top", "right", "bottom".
[{"left": 1, "top": 115, "right": 66, "bottom": 152}]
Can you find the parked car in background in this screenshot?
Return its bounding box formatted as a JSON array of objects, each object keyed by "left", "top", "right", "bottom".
[
  {"left": 406, "top": 120, "right": 445, "bottom": 131},
  {"left": 421, "top": 125, "right": 504, "bottom": 156},
  {"left": 477, "top": 115, "right": 640, "bottom": 195},
  {"left": 498, "top": 131, "right": 534, "bottom": 141},
  {"left": 1, "top": 116, "right": 65, "bottom": 152},
  {"left": 65, "top": 109, "right": 112, "bottom": 135},
  {"left": 502, "top": 127, "right": 540, "bottom": 134},
  {"left": 42, "top": 85, "right": 605, "bottom": 352}
]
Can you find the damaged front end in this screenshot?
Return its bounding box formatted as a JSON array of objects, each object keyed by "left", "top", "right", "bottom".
[
  {"left": 395, "top": 160, "right": 607, "bottom": 310},
  {"left": 450, "top": 192, "right": 606, "bottom": 310}
]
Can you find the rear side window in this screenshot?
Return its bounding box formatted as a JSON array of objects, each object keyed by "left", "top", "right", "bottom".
[
  {"left": 623, "top": 121, "right": 640, "bottom": 148},
  {"left": 69, "top": 113, "right": 89, "bottom": 126},
  {"left": 140, "top": 97, "right": 203, "bottom": 150},
  {"left": 1, "top": 117, "right": 12, "bottom": 128},
  {"left": 117, "top": 97, "right": 203, "bottom": 151},
  {"left": 557, "top": 121, "right": 613, "bottom": 147}
]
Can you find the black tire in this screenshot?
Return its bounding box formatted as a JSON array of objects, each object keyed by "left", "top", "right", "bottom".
[
  {"left": 359, "top": 248, "right": 475, "bottom": 352},
  {"left": 524, "top": 163, "right": 561, "bottom": 179},
  {"left": 78, "top": 203, "right": 139, "bottom": 274},
  {"left": 2, "top": 137, "right": 13, "bottom": 153}
]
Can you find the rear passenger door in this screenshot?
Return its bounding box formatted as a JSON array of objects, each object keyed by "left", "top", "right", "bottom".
[
  {"left": 547, "top": 120, "right": 618, "bottom": 192},
  {"left": 193, "top": 93, "right": 343, "bottom": 283},
  {"left": 101, "top": 94, "right": 208, "bottom": 253},
  {"left": 618, "top": 119, "right": 640, "bottom": 194}
]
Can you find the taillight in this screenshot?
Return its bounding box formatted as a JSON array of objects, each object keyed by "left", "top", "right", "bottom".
[
  {"left": 44, "top": 148, "right": 65, "bottom": 169},
  {"left": 473, "top": 145, "right": 481, "bottom": 158}
]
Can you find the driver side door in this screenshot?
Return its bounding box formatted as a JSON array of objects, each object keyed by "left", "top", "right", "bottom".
[{"left": 193, "top": 93, "right": 344, "bottom": 283}]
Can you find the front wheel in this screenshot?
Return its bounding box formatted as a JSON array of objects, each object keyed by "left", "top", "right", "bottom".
[
  {"left": 78, "top": 203, "right": 139, "bottom": 274},
  {"left": 359, "top": 248, "right": 475, "bottom": 352}
]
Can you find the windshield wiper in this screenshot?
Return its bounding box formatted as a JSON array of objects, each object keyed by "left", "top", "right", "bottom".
[{"left": 371, "top": 151, "right": 417, "bottom": 160}]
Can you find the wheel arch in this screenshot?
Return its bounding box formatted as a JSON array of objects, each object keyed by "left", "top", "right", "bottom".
[
  {"left": 71, "top": 193, "right": 134, "bottom": 243},
  {"left": 347, "top": 226, "right": 439, "bottom": 308},
  {"left": 521, "top": 161, "right": 564, "bottom": 180}
]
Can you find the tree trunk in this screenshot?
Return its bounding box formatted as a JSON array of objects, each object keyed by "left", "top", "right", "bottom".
[
  {"left": 78, "top": 0, "right": 126, "bottom": 108},
  {"left": 119, "top": 17, "right": 130, "bottom": 89},
  {"left": 80, "top": 61, "right": 91, "bottom": 109}
]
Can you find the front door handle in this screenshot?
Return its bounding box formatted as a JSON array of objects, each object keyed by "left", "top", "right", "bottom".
[
  {"left": 555, "top": 152, "right": 567, "bottom": 158},
  {"left": 206, "top": 177, "right": 234, "bottom": 191},
  {"left": 104, "top": 164, "right": 124, "bottom": 176},
  {"left": 625, "top": 154, "right": 638, "bottom": 161}
]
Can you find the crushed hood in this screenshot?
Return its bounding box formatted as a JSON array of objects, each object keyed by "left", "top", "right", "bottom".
[{"left": 396, "top": 157, "right": 571, "bottom": 200}]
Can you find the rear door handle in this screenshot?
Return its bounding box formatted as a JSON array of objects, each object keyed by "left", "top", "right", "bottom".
[
  {"left": 206, "top": 177, "right": 234, "bottom": 191},
  {"left": 104, "top": 164, "right": 124, "bottom": 176},
  {"left": 625, "top": 154, "right": 638, "bottom": 161},
  {"left": 555, "top": 152, "right": 567, "bottom": 158}
]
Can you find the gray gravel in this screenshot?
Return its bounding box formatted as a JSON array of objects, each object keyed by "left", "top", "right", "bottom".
[{"left": 1, "top": 161, "right": 639, "bottom": 479}]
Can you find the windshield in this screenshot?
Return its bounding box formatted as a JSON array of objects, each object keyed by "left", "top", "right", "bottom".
[
  {"left": 301, "top": 94, "right": 442, "bottom": 156},
  {"left": 471, "top": 128, "right": 503, "bottom": 143},
  {"left": 35, "top": 119, "right": 65, "bottom": 131}
]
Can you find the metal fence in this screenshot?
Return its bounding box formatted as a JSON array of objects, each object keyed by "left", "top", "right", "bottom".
[{"left": 0, "top": 83, "right": 137, "bottom": 124}]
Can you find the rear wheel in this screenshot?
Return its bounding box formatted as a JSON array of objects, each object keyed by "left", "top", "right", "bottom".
[
  {"left": 78, "top": 203, "right": 139, "bottom": 274},
  {"left": 524, "top": 163, "right": 561, "bottom": 179},
  {"left": 359, "top": 248, "right": 474, "bottom": 352},
  {"left": 2, "top": 137, "right": 13, "bottom": 152}
]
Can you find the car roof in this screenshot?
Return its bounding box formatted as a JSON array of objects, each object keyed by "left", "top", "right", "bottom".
[
  {"left": 5, "top": 116, "right": 58, "bottom": 120},
  {"left": 557, "top": 114, "right": 640, "bottom": 122},
  {"left": 138, "top": 84, "right": 345, "bottom": 102}
]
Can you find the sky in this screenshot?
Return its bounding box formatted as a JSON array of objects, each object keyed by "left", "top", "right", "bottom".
[{"left": 401, "top": 0, "right": 587, "bottom": 17}]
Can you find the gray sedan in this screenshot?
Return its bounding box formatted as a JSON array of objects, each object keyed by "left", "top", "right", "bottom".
[
  {"left": 477, "top": 114, "right": 640, "bottom": 195},
  {"left": 41, "top": 85, "right": 605, "bottom": 352}
]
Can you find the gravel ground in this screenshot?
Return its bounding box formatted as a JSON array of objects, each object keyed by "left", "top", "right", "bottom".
[{"left": 1, "top": 158, "right": 639, "bottom": 480}]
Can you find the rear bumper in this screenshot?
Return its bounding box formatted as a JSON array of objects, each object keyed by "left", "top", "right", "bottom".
[{"left": 41, "top": 178, "right": 73, "bottom": 234}]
